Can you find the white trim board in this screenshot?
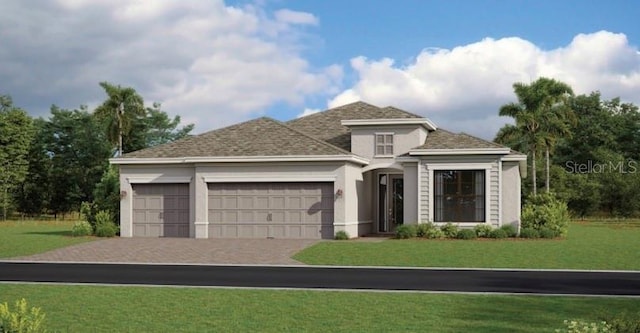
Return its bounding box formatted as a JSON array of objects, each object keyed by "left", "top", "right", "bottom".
[
  {"left": 410, "top": 148, "right": 510, "bottom": 156},
  {"left": 202, "top": 176, "right": 337, "bottom": 183},
  {"left": 111, "top": 155, "right": 370, "bottom": 166},
  {"left": 126, "top": 177, "right": 192, "bottom": 184},
  {"left": 341, "top": 118, "right": 437, "bottom": 131}
]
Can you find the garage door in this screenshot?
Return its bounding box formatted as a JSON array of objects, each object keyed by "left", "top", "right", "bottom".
[
  {"left": 132, "top": 184, "right": 190, "bottom": 237},
  {"left": 208, "top": 182, "right": 334, "bottom": 239}
]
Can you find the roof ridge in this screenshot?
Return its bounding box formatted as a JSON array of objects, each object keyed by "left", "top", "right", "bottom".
[
  {"left": 457, "top": 131, "right": 507, "bottom": 148},
  {"left": 272, "top": 117, "right": 357, "bottom": 156},
  {"left": 381, "top": 105, "right": 424, "bottom": 118},
  {"left": 289, "top": 101, "right": 381, "bottom": 122}
]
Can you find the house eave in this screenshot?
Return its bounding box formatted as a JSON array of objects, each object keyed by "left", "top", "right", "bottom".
[
  {"left": 501, "top": 154, "right": 528, "bottom": 178},
  {"left": 110, "top": 155, "right": 370, "bottom": 166},
  {"left": 409, "top": 148, "right": 511, "bottom": 156},
  {"left": 341, "top": 118, "right": 437, "bottom": 130}
]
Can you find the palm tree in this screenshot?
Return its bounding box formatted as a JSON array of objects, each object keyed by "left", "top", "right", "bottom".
[
  {"left": 94, "top": 82, "right": 145, "bottom": 156},
  {"left": 536, "top": 79, "right": 574, "bottom": 193},
  {"left": 540, "top": 103, "right": 574, "bottom": 192},
  {"left": 499, "top": 77, "right": 573, "bottom": 196}
]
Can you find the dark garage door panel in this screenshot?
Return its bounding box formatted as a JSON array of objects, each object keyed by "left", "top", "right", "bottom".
[
  {"left": 132, "top": 184, "right": 190, "bottom": 237},
  {"left": 207, "top": 182, "right": 334, "bottom": 239}
]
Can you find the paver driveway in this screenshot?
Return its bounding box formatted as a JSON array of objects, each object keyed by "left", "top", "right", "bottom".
[{"left": 12, "top": 238, "right": 320, "bottom": 265}]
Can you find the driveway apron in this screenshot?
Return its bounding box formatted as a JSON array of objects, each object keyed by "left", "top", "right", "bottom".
[{"left": 11, "top": 238, "right": 320, "bottom": 265}]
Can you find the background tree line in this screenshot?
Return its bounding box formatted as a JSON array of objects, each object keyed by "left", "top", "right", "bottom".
[
  {"left": 496, "top": 77, "right": 640, "bottom": 218},
  {"left": 0, "top": 82, "right": 193, "bottom": 220}
]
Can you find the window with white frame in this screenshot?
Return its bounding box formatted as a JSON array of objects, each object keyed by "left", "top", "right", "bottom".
[
  {"left": 375, "top": 133, "right": 394, "bottom": 156},
  {"left": 433, "top": 170, "right": 485, "bottom": 222}
]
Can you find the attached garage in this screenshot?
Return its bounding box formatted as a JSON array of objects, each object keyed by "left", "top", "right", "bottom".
[
  {"left": 132, "top": 184, "right": 190, "bottom": 237},
  {"left": 208, "top": 182, "right": 334, "bottom": 239}
]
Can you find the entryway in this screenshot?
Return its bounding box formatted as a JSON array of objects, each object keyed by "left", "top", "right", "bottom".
[{"left": 378, "top": 173, "right": 403, "bottom": 232}]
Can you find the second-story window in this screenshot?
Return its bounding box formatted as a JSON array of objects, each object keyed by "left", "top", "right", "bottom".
[{"left": 375, "top": 133, "right": 394, "bottom": 156}]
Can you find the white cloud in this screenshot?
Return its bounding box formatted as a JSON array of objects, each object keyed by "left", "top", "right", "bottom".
[
  {"left": 297, "top": 108, "right": 321, "bottom": 118},
  {"left": 0, "top": 0, "right": 340, "bottom": 132},
  {"left": 274, "top": 9, "right": 319, "bottom": 26},
  {"left": 329, "top": 31, "right": 640, "bottom": 139}
]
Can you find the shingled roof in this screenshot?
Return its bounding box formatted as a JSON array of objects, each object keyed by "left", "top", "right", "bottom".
[
  {"left": 123, "top": 117, "right": 352, "bottom": 158},
  {"left": 287, "top": 101, "right": 422, "bottom": 151},
  {"left": 417, "top": 128, "right": 506, "bottom": 149}
]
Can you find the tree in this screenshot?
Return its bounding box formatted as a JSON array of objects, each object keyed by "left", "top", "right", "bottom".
[
  {"left": 14, "top": 118, "right": 51, "bottom": 216},
  {"left": 43, "top": 106, "right": 111, "bottom": 217},
  {"left": 94, "top": 82, "right": 145, "bottom": 156},
  {"left": 93, "top": 166, "right": 120, "bottom": 225},
  {"left": 554, "top": 92, "right": 617, "bottom": 165},
  {"left": 122, "top": 102, "right": 194, "bottom": 153},
  {"left": 498, "top": 77, "right": 573, "bottom": 196},
  {"left": 0, "top": 95, "right": 35, "bottom": 219}
]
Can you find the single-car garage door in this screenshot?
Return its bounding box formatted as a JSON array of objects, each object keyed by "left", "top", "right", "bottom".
[
  {"left": 208, "top": 182, "right": 334, "bottom": 239},
  {"left": 132, "top": 184, "right": 190, "bottom": 237}
]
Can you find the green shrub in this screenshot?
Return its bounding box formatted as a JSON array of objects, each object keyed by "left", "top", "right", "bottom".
[
  {"left": 0, "top": 298, "right": 47, "bottom": 333},
  {"left": 395, "top": 225, "right": 417, "bottom": 239},
  {"left": 500, "top": 224, "right": 518, "bottom": 237},
  {"left": 94, "top": 210, "right": 118, "bottom": 237},
  {"left": 424, "top": 227, "right": 445, "bottom": 239},
  {"left": 473, "top": 224, "right": 493, "bottom": 238},
  {"left": 456, "top": 229, "right": 477, "bottom": 240},
  {"left": 416, "top": 223, "right": 436, "bottom": 238},
  {"left": 555, "top": 319, "right": 612, "bottom": 332},
  {"left": 599, "top": 311, "right": 640, "bottom": 333},
  {"left": 519, "top": 227, "right": 540, "bottom": 239},
  {"left": 440, "top": 223, "right": 459, "bottom": 238},
  {"left": 334, "top": 230, "right": 350, "bottom": 240},
  {"left": 521, "top": 193, "right": 571, "bottom": 237},
  {"left": 80, "top": 201, "right": 97, "bottom": 226},
  {"left": 71, "top": 220, "right": 93, "bottom": 237},
  {"left": 539, "top": 227, "right": 559, "bottom": 239},
  {"left": 488, "top": 228, "right": 508, "bottom": 239}
]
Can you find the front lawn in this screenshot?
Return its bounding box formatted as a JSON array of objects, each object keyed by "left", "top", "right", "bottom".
[
  {"left": 294, "top": 221, "right": 640, "bottom": 270},
  {"left": 0, "top": 284, "right": 638, "bottom": 332},
  {"left": 0, "top": 221, "right": 95, "bottom": 258}
]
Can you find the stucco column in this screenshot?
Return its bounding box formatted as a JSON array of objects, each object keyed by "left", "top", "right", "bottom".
[
  {"left": 194, "top": 168, "right": 209, "bottom": 239},
  {"left": 119, "top": 170, "right": 133, "bottom": 237},
  {"left": 402, "top": 162, "right": 418, "bottom": 224}
]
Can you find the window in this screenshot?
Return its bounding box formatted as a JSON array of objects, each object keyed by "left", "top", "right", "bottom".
[
  {"left": 375, "top": 133, "right": 394, "bottom": 156},
  {"left": 433, "top": 170, "right": 485, "bottom": 222}
]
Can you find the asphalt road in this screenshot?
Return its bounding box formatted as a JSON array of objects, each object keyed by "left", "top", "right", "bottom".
[{"left": 1, "top": 262, "right": 639, "bottom": 296}]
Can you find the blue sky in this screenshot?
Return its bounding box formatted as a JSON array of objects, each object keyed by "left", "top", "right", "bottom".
[{"left": 1, "top": 0, "right": 639, "bottom": 139}]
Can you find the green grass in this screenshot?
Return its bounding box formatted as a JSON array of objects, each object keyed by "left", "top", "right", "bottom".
[
  {"left": 0, "top": 221, "right": 95, "bottom": 258},
  {"left": 0, "top": 284, "right": 638, "bottom": 332},
  {"left": 294, "top": 221, "right": 640, "bottom": 270}
]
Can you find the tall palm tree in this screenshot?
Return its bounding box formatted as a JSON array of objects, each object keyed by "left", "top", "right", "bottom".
[
  {"left": 536, "top": 79, "right": 574, "bottom": 193},
  {"left": 540, "top": 103, "right": 574, "bottom": 192},
  {"left": 94, "top": 82, "right": 145, "bottom": 156},
  {"left": 499, "top": 77, "right": 573, "bottom": 196}
]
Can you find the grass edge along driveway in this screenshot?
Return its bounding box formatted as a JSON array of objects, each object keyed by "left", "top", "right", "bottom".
[
  {"left": 293, "top": 221, "right": 640, "bottom": 270},
  {"left": 1, "top": 283, "right": 639, "bottom": 333},
  {"left": 0, "top": 221, "right": 95, "bottom": 258}
]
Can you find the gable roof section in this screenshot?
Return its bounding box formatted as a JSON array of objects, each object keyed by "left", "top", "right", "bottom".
[
  {"left": 120, "top": 117, "right": 354, "bottom": 159},
  {"left": 408, "top": 128, "right": 514, "bottom": 156},
  {"left": 418, "top": 129, "right": 507, "bottom": 150},
  {"left": 287, "top": 101, "right": 422, "bottom": 151}
]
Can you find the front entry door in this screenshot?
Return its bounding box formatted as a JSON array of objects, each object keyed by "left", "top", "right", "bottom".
[{"left": 378, "top": 174, "right": 404, "bottom": 232}]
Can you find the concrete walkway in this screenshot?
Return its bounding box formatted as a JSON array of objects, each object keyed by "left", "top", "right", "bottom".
[{"left": 12, "top": 238, "right": 320, "bottom": 265}]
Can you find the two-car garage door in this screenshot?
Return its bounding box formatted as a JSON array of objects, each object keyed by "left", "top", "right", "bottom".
[
  {"left": 208, "top": 182, "right": 334, "bottom": 239},
  {"left": 131, "top": 182, "right": 335, "bottom": 239}
]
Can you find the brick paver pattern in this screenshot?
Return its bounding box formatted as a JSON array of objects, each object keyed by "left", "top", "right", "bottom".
[{"left": 13, "top": 238, "right": 320, "bottom": 265}]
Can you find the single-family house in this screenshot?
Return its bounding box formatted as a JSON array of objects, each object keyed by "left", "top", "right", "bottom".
[{"left": 110, "top": 101, "right": 526, "bottom": 239}]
